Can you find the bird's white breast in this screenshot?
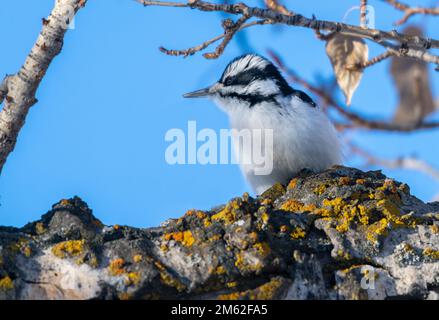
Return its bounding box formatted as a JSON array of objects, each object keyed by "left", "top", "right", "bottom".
[{"left": 222, "top": 96, "right": 342, "bottom": 194}]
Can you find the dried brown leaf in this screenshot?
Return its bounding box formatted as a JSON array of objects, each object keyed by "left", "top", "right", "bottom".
[
  {"left": 390, "top": 26, "right": 436, "bottom": 125},
  {"left": 325, "top": 34, "right": 369, "bottom": 105}
]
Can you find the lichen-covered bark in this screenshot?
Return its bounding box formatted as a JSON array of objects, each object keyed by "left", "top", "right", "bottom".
[
  {"left": 0, "top": 166, "right": 438, "bottom": 300},
  {"left": 0, "top": 0, "right": 86, "bottom": 173}
]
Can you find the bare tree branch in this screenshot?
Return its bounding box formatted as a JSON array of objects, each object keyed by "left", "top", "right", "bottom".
[
  {"left": 137, "top": 0, "right": 439, "bottom": 65},
  {"left": 267, "top": 49, "right": 439, "bottom": 132},
  {"left": 0, "top": 0, "right": 86, "bottom": 174},
  {"left": 383, "top": 0, "right": 439, "bottom": 25},
  {"left": 348, "top": 141, "right": 439, "bottom": 182},
  {"left": 159, "top": 19, "right": 271, "bottom": 57}
]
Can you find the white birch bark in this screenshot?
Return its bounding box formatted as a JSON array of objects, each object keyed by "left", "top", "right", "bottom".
[{"left": 0, "top": 0, "right": 86, "bottom": 173}]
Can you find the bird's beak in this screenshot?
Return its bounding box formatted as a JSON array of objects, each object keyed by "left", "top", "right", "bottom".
[
  {"left": 183, "top": 82, "right": 222, "bottom": 98},
  {"left": 183, "top": 87, "right": 211, "bottom": 98}
]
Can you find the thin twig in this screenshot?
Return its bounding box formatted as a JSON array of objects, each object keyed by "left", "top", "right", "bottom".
[
  {"left": 360, "top": 0, "right": 368, "bottom": 28},
  {"left": 348, "top": 141, "right": 439, "bottom": 181},
  {"left": 383, "top": 0, "right": 439, "bottom": 25},
  {"left": 204, "top": 14, "right": 250, "bottom": 59},
  {"left": 159, "top": 19, "right": 271, "bottom": 57},
  {"left": 347, "top": 50, "right": 395, "bottom": 70},
  {"left": 267, "top": 49, "right": 439, "bottom": 132}
]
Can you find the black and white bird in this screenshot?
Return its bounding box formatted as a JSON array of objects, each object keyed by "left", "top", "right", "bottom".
[{"left": 184, "top": 54, "right": 342, "bottom": 194}]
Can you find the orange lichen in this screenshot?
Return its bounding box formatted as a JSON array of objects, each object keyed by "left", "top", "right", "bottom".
[
  {"left": 109, "top": 258, "right": 125, "bottom": 276},
  {"left": 59, "top": 199, "right": 70, "bottom": 206},
  {"left": 164, "top": 230, "right": 195, "bottom": 247},
  {"left": 287, "top": 178, "right": 298, "bottom": 190},
  {"left": 338, "top": 176, "right": 351, "bottom": 185}
]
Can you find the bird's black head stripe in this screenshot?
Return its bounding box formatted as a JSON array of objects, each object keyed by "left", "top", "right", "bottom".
[{"left": 219, "top": 54, "right": 316, "bottom": 108}]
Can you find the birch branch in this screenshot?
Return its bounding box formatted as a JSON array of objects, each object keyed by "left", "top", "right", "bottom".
[
  {"left": 137, "top": 0, "right": 439, "bottom": 65},
  {"left": 0, "top": 0, "right": 86, "bottom": 174}
]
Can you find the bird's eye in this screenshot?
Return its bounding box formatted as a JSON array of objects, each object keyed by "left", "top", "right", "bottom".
[{"left": 224, "top": 78, "right": 233, "bottom": 86}]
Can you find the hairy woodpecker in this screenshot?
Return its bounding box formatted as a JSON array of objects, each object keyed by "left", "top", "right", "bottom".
[{"left": 184, "top": 54, "right": 342, "bottom": 194}]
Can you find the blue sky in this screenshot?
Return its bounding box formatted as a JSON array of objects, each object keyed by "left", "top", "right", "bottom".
[{"left": 0, "top": 0, "right": 438, "bottom": 227}]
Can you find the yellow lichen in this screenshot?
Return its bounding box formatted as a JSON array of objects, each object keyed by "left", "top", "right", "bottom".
[
  {"left": 133, "top": 255, "right": 143, "bottom": 263},
  {"left": 154, "top": 261, "right": 186, "bottom": 292},
  {"left": 218, "top": 278, "right": 283, "bottom": 300},
  {"left": 0, "top": 276, "right": 13, "bottom": 291},
  {"left": 23, "top": 246, "right": 32, "bottom": 258},
  {"left": 253, "top": 242, "right": 271, "bottom": 258},
  {"left": 35, "top": 222, "right": 46, "bottom": 235},
  {"left": 211, "top": 200, "right": 240, "bottom": 225},
  {"left": 313, "top": 184, "right": 327, "bottom": 195},
  {"left": 109, "top": 258, "right": 125, "bottom": 276},
  {"left": 280, "top": 199, "right": 316, "bottom": 213},
  {"left": 126, "top": 272, "right": 141, "bottom": 286},
  {"left": 208, "top": 234, "right": 222, "bottom": 242},
  {"left": 290, "top": 227, "right": 306, "bottom": 239},
  {"left": 52, "top": 240, "right": 85, "bottom": 259},
  {"left": 203, "top": 218, "right": 212, "bottom": 228},
  {"left": 226, "top": 281, "right": 237, "bottom": 288},
  {"left": 214, "top": 265, "right": 226, "bottom": 275},
  {"left": 366, "top": 218, "right": 389, "bottom": 243},
  {"left": 423, "top": 247, "right": 439, "bottom": 260},
  {"left": 261, "top": 212, "right": 269, "bottom": 224},
  {"left": 336, "top": 249, "right": 351, "bottom": 260},
  {"left": 430, "top": 224, "right": 439, "bottom": 234}
]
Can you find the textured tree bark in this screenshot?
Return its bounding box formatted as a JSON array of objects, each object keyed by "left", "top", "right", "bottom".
[{"left": 0, "top": 0, "right": 86, "bottom": 174}]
